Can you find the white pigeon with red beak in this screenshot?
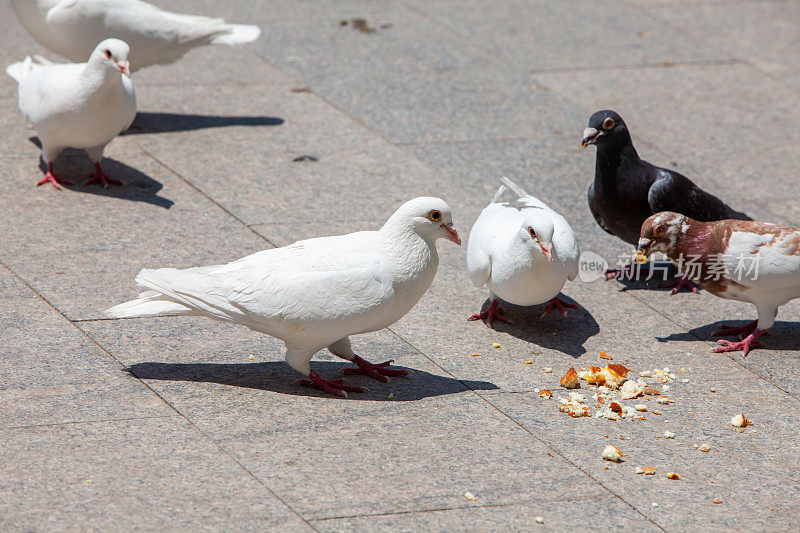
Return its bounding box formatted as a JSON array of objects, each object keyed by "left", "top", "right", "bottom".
[
  {"left": 6, "top": 38, "right": 136, "bottom": 189},
  {"left": 106, "top": 197, "right": 461, "bottom": 398},
  {"left": 467, "top": 177, "right": 581, "bottom": 326}
]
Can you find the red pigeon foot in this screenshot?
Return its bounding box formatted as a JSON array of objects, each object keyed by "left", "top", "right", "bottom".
[
  {"left": 541, "top": 297, "right": 581, "bottom": 318},
  {"left": 713, "top": 329, "right": 767, "bottom": 357},
  {"left": 604, "top": 264, "right": 636, "bottom": 281},
  {"left": 297, "top": 370, "right": 367, "bottom": 398},
  {"left": 37, "top": 163, "right": 74, "bottom": 190},
  {"left": 712, "top": 320, "right": 758, "bottom": 339},
  {"left": 341, "top": 355, "right": 408, "bottom": 383},
  {"left": 84, "top": 163, "right": 123, "bottom": 187},
  {"left": 660, "top": 276, "right": 699, "bottom": 295},
  {"left": 468, "top": 299, "right": 513, "bottom": 327}
]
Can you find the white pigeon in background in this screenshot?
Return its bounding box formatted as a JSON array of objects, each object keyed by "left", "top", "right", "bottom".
[
  {"left": 11, "top": 0, "right": 261, "bottom": 71},
  {"left": 467, "top": 177, "right": 581, "bottom": 326},
  {"left": 6, "top": 38, "right": 136, "bottom": 189},
  {"left": 106, "top": 197, "right": 461, "bottom": 398}
]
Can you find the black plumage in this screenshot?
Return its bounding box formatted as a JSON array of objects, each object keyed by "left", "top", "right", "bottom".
[{"left": 582, "top": 110, "right": 750, "bottom": 246}]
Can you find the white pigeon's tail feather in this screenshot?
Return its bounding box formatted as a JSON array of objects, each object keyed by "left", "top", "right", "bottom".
[
  {"left": 105, "top": 290, "right": 196, "bottom": 318},
  {"left": 500, "top": 176, "right": 530, "bottom": 198},
  {"left": 210, "top": 24, "right": 262, "bottom": 45},
  {"left": 491, "top": 184, "right": 506, "bottom": 203},
  {"left": 5, "top": 56, "right": 32, "bottom": 83}
]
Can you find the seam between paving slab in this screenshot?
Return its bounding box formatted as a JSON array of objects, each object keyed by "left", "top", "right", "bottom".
[
  {"left": 385, "top": 327, "right": 667, "bottom": 532},
  {"left": 0, "top": 260, "right": 320, "bottom": 532},
  {"left": 623, "top": 0, "right": 800, "bottom": 96},
  {"left": 0, "top": 414, "right": 181, "bottom": 431}
]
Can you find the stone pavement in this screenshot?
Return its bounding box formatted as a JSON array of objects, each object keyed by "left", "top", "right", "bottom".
[{"left": 1, "top": 0, "right": 799, "bottom": 531}]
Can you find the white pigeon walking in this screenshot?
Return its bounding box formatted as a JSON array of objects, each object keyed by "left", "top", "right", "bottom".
[
  {"left": 11, "top": 0, "right": 261, "bottom": 71},
  {"left": 106, "top": 197, "right": 461, "bottom": 397},
  {"left": 6, "top": 38, "right": 136, "bottom": 189},
  {"left": 467, "top": 177, "right": 581, "bottom": 326}
]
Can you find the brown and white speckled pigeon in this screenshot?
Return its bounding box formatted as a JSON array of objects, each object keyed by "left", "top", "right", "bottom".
[{"left": 637, "top": 212, "right": 800, "bottom": 356}]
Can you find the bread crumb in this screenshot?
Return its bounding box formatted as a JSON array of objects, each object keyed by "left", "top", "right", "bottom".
[
  {"left": 731, "top": 413, "right": 750, "bottom": 427},
  {"left": 524, "top": 360, "right": 533, "bottom": 364},
  {"left": 635, "top": 467, "right": 644, "bottom": 474},
  {"left": 535, "top": 516, "right": 544, "bottom": 524},
  {"left": 635, "top": 404, "right": 648, "bottom": 412},
  {"left": 463, "top": 491, "right": 478, "bottom": 501},
  {"left": 652, "top": 410, "right": 662, "bottom": 415},
  {"left": 709, "top": 388, "right": 716, "bottom": 393},
  {"left": 599, "top": 351, "right": 612, "bottom": 360},
  {"left": 666, "top": 472, "right": 680, "bottom": 480},
  {"left": 664, "top": 431, "right": 675, "bottom": 439},
  {"left": 602, "top": 445, "right": 624, "bottom": 462},
  {"left": 620, "top": 380, "right": 644, "bottom": 400},
  {"left": 699, "top": 443, "right": 710, "bottom": 452},
  {"left": 657, "top": 396, "right": 671, "bottom": 405},
  {"left": 712, "top": 498, "right": 722, "bottom": 504},
  {"left": 639, "top": 370, "right": 652, "bottom": 378},
  {"left": 539, "top": 389, "right": 552, "bottom": 399},
  {"left": 470, "top": 352, "right": 482, "bottom": 357},
  {"left": 492, "top": 343, "right": 500, "bottom": 349},
  {"left": 560, "top": 367, "right": 580, "bottom": 389},
  {"left": 643, "top": 466, "right": 655, "bottom": 475},
  {"left": 543, "top": 367, "right": 553, "bottom": 373}
]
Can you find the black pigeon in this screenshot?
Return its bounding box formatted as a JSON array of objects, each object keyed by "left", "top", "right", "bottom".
[
  {"left": 582, "top": 110, "right": 750, "bottom": 292},
  {"left": 582, "top": 110, "right": 750, "bottom": 247}
]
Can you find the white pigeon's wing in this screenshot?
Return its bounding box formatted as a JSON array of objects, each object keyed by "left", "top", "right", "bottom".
[
  {"left": 46, "top": 0, "right": 245, "bottom": 68},
  {"left": 136, "top": 232, "right": 396, "bottom": 333},
  {"left": 723, "top": 227, "right": 800, "bottom": 290},
  {"left": 17, "top": 62, "right": 85, "bottom": 128},
  {"left": 466, "top": 204, "right": 513, "bottom": 288}
]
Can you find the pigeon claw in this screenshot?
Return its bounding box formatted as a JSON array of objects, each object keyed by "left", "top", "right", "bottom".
[
  {"left": 37, "top": 164, "right": 74, "bottom": 190},
  {"left": 541, "top": 297, "right": 581, "bottom": 318},
  {"left": 297, "top": 370, "right": 367, "bottom": 398},
  {"left": 84, "top": 163, "right": 123, "bottom": 188},
  {"left": 660, "top": 276, "right": 699, "bottom": 295},
  {"left": 341, "top": 355, "right": 409, "bottom": 383},
  {"left": 468, "top": 299, "right": 513, "bottom": 327},
  {"left": 712, "top": 329, "right": 767, "bottom": 357},
  {"left": 712, "top": 320, "right": 758, "bottom": 340}
]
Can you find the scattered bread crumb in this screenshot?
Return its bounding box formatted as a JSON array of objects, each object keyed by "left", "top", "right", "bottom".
[
  {"left": 712, "top": 498, "right": 722, "bottom": 504},
  {"left": 539, "top": 389, "right": 552, "bottom": 399},
  {"left": 643, "top": 466, "right": 655, "bottom": 475},
  {"left": 535, "top": 516, "right": 544, "bottom": 524},
  {"left": 664, "top": 431, "right": 675, "bottom": 439},
  {"left": 602, "top": 445, "right": 624, "bottom": 462},
  {"left": 463, "top": 491, "right": 478, "bottom": 501},
  {"left": 524, "top": 360, "right": 533, "bottom": 364},
  {"left": 620, "top": 380, "right": 644, "bottom": 400},
  {"left": 470, "top": 352, "right": 482, "bottom": 357},
  {"left": 492, "top": 343, "right": 500, "bottom": 349},
  {"left": 543, "top": 367, "right": 553, "bottom": 373},
  {"left": 560, "top": 367, "right": 580, "bottom": 388},
  {"left": 709, "top": 388, "right": 716, "bottom": 393},
  {"left": 652, "top": 410, "right": 662, "bottom": 415},
  {"left": 599, "top": 352, "right": 612, "bottom": 360},
  {"left": 635, "top": 404, "right": 648, "bottom": 412},
  {"left": 731, "top": 413, "right": 750, "bottom": 427},
  {"left": 635, "top": 467, "right": 644, "bottom": 474},
  {"left": 699, "top": 443, "right": 710, "bottom": 452},
  {"left": 666, "top": 472, "right": 680, "bottom": 480}
]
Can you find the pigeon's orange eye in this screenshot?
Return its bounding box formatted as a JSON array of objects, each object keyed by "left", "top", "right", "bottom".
[
  {"left": 654, "top": 225, "right": 666, "bottom": 237},
  {"left": 104, "top": 49, "right": 112, "bottom": 58},
  {"left": 602, "top": 117, "right": 615, "bottom": 130},
  {"left": 428, "top": 210, "right": 442, "bottom": 222},
  {"left": 528, "top": 227, "right": 536, "bottom": 238}
]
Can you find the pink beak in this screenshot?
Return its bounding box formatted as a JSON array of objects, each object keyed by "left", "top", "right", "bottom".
[
  {"left": 442, "top": 223, "right": 461, "bottom": 245},
  {"left": 539, "top": 241, "right": 553, "bottom": 262},
  {"left": 117, "top": 61, "right": 131, "bottom": 78}
]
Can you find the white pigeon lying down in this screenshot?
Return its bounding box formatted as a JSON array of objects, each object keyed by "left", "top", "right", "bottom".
[
  {"left": 467, "top": 177, "right": 581, "bottom": 326},
  {"left": 638, "top": 212, "right": 800, "bottom": 357},
  {"left": 6, "top": 39, "right": 136, "bottom": 189},
  {"left": 106, "top": 197, "right": 461, "bottom": 397},
  {"left": 11, "top": 0, "right": 261, "bottom": 71}
]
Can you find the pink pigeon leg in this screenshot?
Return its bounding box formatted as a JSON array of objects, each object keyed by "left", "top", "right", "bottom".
[
  {"left": 660, "top": 276, "right": 699, "bottom": 295},
  {"left": 36, "top": 163, "right": 75, "bottom": 190},
  {"left": 84, "top": 162, "right": 123, "bottom": 188},
  {"left": 604, "top": 262, "right": 641, "bottom": 281},
  {"left": 341, "top": 355, "right": 409, "bottom": 383},
  {"left": 712, "top": 320, "right": 758, "bottom": 339},
  {"left": 713, "top": 328, "right": 768, "bottom": 357},
  {"left": 468, "top": 298, "right": 513, "bottom": 327},
  {"left": 297, "top": 370, "right": 367, "bottom": 398},
  {"left": 541, "top": 297, "right": 581, "bottom": 318}
]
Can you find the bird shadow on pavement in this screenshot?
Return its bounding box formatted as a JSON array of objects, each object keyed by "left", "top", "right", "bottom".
[
  {"left": 476, "top": 293, "right": 599, "bottom": 357},
  {"left": 611, "top": 261, "right": 687, "bottom": 293},
  {"left": 121, "top": 112, "right": 284, "bottom": 135},
  {"left": 656, "top": 320, "right": 800, "bottom": 354},
  {"left": 127, "top": 360, "right": 499, "bottom": 401},
  {"left": 31, "top": 140, "right": 173, "bottom": 209}
]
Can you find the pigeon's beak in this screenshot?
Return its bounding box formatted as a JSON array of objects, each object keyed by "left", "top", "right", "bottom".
[
  {"left": 539, "top": 241, "right": 553, "bottom": 262},
  {"left": 581, "top": 127, "right": 602, "bottom": 148},
  {"left": 637, "top": 238, "right": 652, "bottom": 254},
  {"left": 117, "top": 61, "right": 131, "bottom": 78},
  {"left": 441, "top": 223, "right": 461, "bottom": 245}
]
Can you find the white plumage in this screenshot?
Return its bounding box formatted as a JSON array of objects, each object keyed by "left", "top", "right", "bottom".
[
  {"left": 106, "top": 197, "right": 461, "bottom": 397},
  {"left": 11, "top": 0, "right": 261, "bottom": 71},
  {"left": 467, "top": 177, "right": 580, "bottom": 325},
  {"left": 6, "top": 38, "right": 136, "bottom": 189}
]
